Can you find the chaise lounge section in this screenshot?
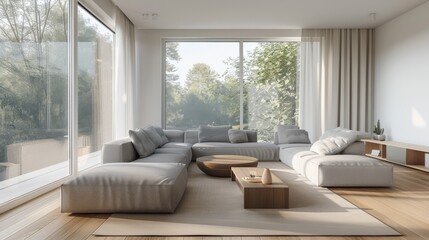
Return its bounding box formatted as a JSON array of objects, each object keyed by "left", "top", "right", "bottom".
[
  {"left": 276, "top": 127, "right": 393, "bottom": 187},
  {"left": 61, "top": 162, "right": 187, "bottom": 213}
]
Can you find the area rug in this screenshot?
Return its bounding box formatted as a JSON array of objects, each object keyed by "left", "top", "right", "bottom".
[{"left": 94, "top": 162, "right": 399, "bottom": 236}]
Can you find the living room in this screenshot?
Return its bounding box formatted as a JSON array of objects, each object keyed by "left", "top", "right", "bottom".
[{"left": 1, "top": 0, "right": 429, "bottom": 239}]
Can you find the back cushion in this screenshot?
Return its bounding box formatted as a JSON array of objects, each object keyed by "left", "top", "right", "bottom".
[
  {"left": 198, "top": 125, "right": 231, "bottom": 142},
  {"left": 228, "top": 129, "right": 248, "bottom": 143},
  {"left": 129, "top": 129, "right": 157, "bottom": 158},
  {"left": 275, "top": 125, "right": 299, "bottom": 144},
  {"left": 244, "top": 130, "right": 258, "bottom": 142},
  {"left": 184, "top": 130, "right": 199, "bottom": 144},
  {"left": 278, "top": 129, "right": 311, "bottom": 144},
  {"left": 163, "top": 130, "right": 185, "bottom": 142},
  {"left": 153, "top": 126, "right": 169, "bottom": 145},
  {"left": 143, "top": 126, "right": 163, "bottom": 147}
]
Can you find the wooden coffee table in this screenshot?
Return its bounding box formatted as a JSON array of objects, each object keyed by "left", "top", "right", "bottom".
[
  {"left": 231, "top": 167, "right": 289, "bottom": 209},
  {"left": 197, "top": 155, "right": 258, "bottom": 177}
]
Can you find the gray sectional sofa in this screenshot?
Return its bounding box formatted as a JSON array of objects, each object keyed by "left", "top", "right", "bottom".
[
  {"left": 61, "top": 125, "right": 394, "bottom": 213},
  {"left": 102, "top": 129, "right": 279, "bottom": 164},
  {"left": 61, "top": 126, "right": 278, "bottom": 213}
]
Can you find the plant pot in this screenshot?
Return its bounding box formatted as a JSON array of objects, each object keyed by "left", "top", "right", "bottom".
[{"left": 373, "top": 134, "right": 386, "bottom": 141}]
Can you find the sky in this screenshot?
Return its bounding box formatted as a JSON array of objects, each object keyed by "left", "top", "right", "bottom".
[{"left": 174, "top": 42, "right": 258, "bottom": 86}]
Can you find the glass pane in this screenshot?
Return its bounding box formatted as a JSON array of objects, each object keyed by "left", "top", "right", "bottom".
[
  {"left": 165, "top": 42, "right": 240, "bottom": 129},
  {"left": 0, "top": 0, "right": 69, "bottom": 197},
  {"left": 243, "top": 42, "right": 300, "bottom": 142},
  {"left": 77, "top": 7, "right": 114, "bottom": 171}
]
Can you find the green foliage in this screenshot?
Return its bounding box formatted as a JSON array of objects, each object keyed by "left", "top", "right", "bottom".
[
  {"left": 165, "top": 42, "right": 299, "bottom": 141},
  {"left": 0, "top": 0, "right": 105, "bottom": 163},
  {"left": 244, "top": 42, "right": 299, "bottom": 141}
]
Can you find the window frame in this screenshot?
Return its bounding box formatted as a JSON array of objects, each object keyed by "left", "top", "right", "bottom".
[{"left": 161, "top": 38, "right": 300, "bottom": 131}]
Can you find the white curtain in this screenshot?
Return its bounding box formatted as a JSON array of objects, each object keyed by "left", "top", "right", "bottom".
[
  {"left": 300, "top": 29, "right": 374, "bottom": 141},
  {"left": 114, "top": 7, "right": 136, "bottom": 138}
]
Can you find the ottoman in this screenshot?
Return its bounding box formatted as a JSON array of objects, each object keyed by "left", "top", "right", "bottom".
[{"left": 61, "top": 162, "right": 187, "bottom": 213}]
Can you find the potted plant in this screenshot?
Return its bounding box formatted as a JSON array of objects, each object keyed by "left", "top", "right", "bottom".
[{"left": 373, "top": 120, "right": 385, "bottom": 141}]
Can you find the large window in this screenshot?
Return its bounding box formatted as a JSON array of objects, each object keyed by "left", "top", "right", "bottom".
[
  {"left": 164, "top": 41, "right": 299, "bottom": 141},
  {"left": 0, "top": 1, "right": 114, "bottom": 206},
  {"left": 165, "top": 42, "right": 240, "bottom": 129},
  {"left": 0, "top": 0, "right": 70, "bottom": 190}
]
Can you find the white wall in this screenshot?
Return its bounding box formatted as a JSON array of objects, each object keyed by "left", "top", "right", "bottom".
[
  {"left": 135, "top": 29, "right": 301, "bottom": 127},
  {"left": 375, "top": 1, "right": 429, "bottom": 146}
]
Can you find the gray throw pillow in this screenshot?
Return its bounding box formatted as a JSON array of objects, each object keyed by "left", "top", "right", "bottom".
[
  {"left": 278, "top": 129, "right": 311, "bottom": 144},
  {"left": 228, "top": 129, "right": 248, "bottom": 143},
  {"left": 129, "top": 129, "right": 157, "bottom": 158},
  {"left": 144, "top": 126, "right": 163, "bottom": 147},
  {"left": 310, "top": 131, "right": 357, "bottom": 155},
  {"left": 198, "top": 125, "right": 231, "bottom": 142},
  {"left": 275, "top": 125, "right": 299, "bottom": 144},
  {"left": 153, "top": 126, "right": 169, "bottom": 145}
]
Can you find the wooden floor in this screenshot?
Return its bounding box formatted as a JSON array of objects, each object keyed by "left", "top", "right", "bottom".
[{"left": 1, "top": 163, "right": 429, "bottom": 240}]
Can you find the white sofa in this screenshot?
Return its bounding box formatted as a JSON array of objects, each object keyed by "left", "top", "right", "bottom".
[{"left": 278, "top": 142, "right": 393, "bottom": 187}]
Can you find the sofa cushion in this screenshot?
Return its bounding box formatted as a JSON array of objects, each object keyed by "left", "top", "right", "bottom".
[
  {"left": 320, "top": 127, "right": 371, "bottom": 141},
  {"left": 153, "top": 126, "right": 169, "bottom": 145},
  {"left": 274, "top": 125, "right": 299, "bottom": 144},
  {"left": 300, "top": 154, "right": 392, "bottom": 187},
  {"left": 184, "top": 130, "right": 199, "bottom": 144},
  {"left": 144, "top": 126, "right": 164, "bottom": 147},
  {"left": 155, "top": 147, "right": 192, "bottom": 164},
  {"left": 278, "top": 129, "right": 311, "bottom": 144},
  {"left": 129, "top": 129, "right": 157, "bottom": 158},
  {"left": 198, "top": 125, "right": 231, "bottom": 142},
  {"left": 341, "top": 141, "right": 364, "bottom": 155},
  {"left": 102, "top": 138, "right": 139, "bottom": 163},
  {"left": 135, "top": 153, "right": 190, "bottom": 165},
  {"left": 228, "top": 129, "right": 248, "bottom": 143},
  {"left": 164, "top": 130, "right": 185, "bottom": 142},
  {"left": 61, "top": 163, "right": 187, "bottom": 213},
  {"left": 310, "top": 131, "right": 357, "bottom": 155},
  {"left": 244, "top": 130, "right": 258, "bottom": 142},
  {"left": 279, "top": 146, "right": 393, "bottom": 187},
  {"left": 162, "top": 142, "right": 193, "bottom": 149}
]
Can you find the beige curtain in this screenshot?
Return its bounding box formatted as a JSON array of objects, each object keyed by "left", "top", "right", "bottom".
[
  {"left": 114, "top": 7, "right": 136, "bottom": 138},
  {"left": 300, "top": 29, "right": 374, "bottom": 141}
]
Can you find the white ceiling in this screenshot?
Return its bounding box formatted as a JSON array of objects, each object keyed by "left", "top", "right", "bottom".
[{"left": 113, "top": 0, "right": 428, "bottom": 29}]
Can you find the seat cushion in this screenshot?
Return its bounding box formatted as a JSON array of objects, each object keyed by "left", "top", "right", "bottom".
[
  {"left": 162, "top": 142, "right": 193, "bottom": 149},
  {"left": 154, "top": 148, "right": 192, "bottom": 164},
  {"left": 135, "top": 153, "right": 190, "bottom": 165},
  {"left": 61, "top": 163, "right": 187, "bottom": 213}
]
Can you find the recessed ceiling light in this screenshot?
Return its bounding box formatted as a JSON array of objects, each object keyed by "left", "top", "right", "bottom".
[{"left": 142, "top": 12, "right": 158, "bottom": 21}]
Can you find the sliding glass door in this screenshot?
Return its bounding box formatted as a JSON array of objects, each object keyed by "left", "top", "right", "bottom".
[
  {"left": 0, "top": 1, "right": 114, "bottom": 208},
  {"left": 0, "top": 0, "right": 70, "bottom": 202}
]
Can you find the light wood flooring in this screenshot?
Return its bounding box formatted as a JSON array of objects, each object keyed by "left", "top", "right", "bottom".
[{"left": 1, "top": 163, "right": 429, "bottom": 240}]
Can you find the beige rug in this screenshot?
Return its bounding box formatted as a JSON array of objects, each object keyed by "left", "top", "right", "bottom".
[{"left": 94, "top": 162, "right": 399, "bottom": 236}]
